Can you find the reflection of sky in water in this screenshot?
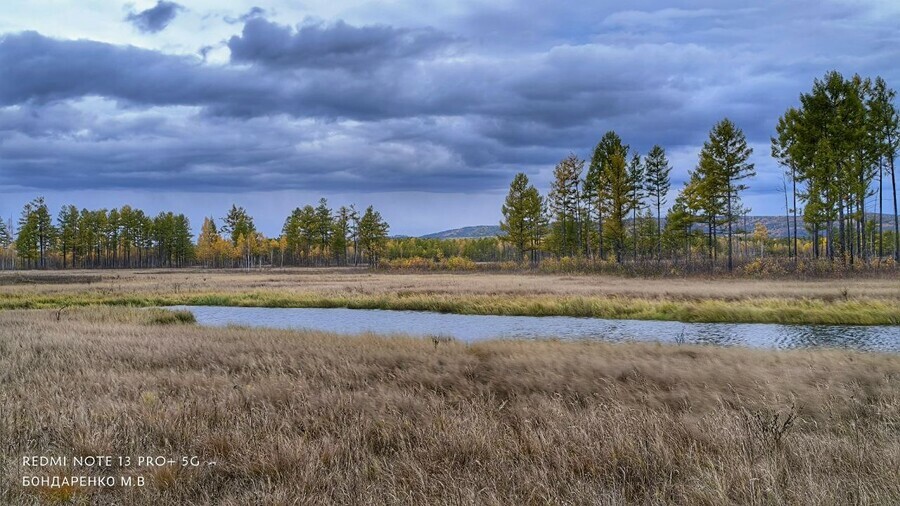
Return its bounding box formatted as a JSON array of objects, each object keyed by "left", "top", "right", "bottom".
[{"left": 168, "top": 306, "right": 900, "bottom": 352}]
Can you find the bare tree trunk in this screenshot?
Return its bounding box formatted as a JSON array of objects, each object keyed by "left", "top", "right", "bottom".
[
  {"left": 792, "top": 165, "right": 799, "bottom": 258},
  {"left": 891, "top": 152, "right": 899, "bottom": 262},
  {"left": 878, "top": 157, "right": 884, "bottom": 260}
]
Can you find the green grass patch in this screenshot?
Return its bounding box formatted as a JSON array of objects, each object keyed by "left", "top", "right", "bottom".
[{"left": 146, "top": 308, "right": 197, "bottom": 325}]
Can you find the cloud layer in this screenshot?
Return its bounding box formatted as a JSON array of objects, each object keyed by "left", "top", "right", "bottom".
[{"left": 0, "top": 1, "right": 898, "bottom": 233}]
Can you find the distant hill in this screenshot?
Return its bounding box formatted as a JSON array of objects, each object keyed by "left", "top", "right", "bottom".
[
  {"left": 421, "top": 225, "right": 502, "bottom": 239},
  {"left": 421, "top": 214, "right": 897, "bottom": 240}
]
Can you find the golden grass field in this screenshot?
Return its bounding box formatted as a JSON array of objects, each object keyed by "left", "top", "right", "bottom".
[
  {"left": 1, "top": 268, "right": 899, "bottom": 324},
  {"left": 0, "top": 307, "right": 898, "bottom": 504}
]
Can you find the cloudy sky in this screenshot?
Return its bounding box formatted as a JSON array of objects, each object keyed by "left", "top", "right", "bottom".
[{"left": 1, "top": 1, "right": 898, "bottom": 236}]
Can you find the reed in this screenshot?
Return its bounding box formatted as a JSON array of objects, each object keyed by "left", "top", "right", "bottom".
[
  {"left": 1, "top": 307, "right": 898, "bottom": 504},
  {"left": 2, "top": 269, "right": 900, "bottom": 325}
]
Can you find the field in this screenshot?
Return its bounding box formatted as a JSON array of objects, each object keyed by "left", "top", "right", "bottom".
[
  {"left": 1, "top": 268, "right": 899, "bottom": 324},
  {"left": 0, "top": 306, "right": 898, "bottom": 504}
]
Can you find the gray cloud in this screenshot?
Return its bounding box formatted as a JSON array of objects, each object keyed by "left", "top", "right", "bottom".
[
  {"left": 1, "top": 1, "right": 898, "bottom": 226},
  {"left": 227, "top": 18, "right": 456, "bottom": 70},
  {"left": 0, "top": 31, "right": 270, "bottom": 110},
  {"left": 125, "top": 1, "right": 184, "bottom": 34}
]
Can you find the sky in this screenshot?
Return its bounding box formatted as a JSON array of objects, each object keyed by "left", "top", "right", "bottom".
[{"left": 0, "top": 1, "right": 898, "bottom": 236}]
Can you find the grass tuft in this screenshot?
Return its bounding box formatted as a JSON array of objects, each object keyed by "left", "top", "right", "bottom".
[{"left": 146, "top": 309, "right": 196, "bottom": 325}]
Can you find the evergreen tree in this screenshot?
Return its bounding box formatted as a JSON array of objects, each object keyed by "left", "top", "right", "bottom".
[
  {"left": 663, "top": 193, "right": 693, "bottom": 260},
  {"left": 118, "top": 205, "right": 139, "bottom": 267},
  {"left": 628, "top": 151, "right": 645, "bottom": 261},
  {"left": 644, "top": 145, "right": 672, "bottom": 261},
  {"left": 358, "top": 206, "right": 389, "bottom": 266},
  {"left": 314, "top": 198, "right": 333, "bottom": 264},
  {"left": 0, "top": 217, "right": 11, "bottom": 270},
  {"left": 547, "top": 154, "right": 584, "bottom": 257},
  {"left": 221, "top": 205, "right": 256, "bottom": 246},
  {"left": 586, "top": 131, "right": 629, "bottom": 260},
  {"left": 57, "top": 205, "right": 79, "bottom": 268},
  {"left": 332, "top": 206, "right": 352, "bottom": 264},
  {"left": 698, "top": 118, "right": 755, "bottom": 271},
  {"left": 500, "top": 173, "right": 544, "bottom": 262},
  {"left": 772, "top": 108, "right": 801, "bottom": 258},
  {"left": 604, "top": 149, "right": 634, "bottom": 263},
  {"left": 15, "top": 197, "right": 55, "bottom": 268},
  {"left": 868, "top": 76, "right": 899, "bottom": 261},
  {"left": 0, "top": 218, "right": 10, "bottom": 248}
]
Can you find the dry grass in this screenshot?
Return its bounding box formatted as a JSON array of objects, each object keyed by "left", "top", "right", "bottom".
[
  {"left": 3, "top": 268, "right": 899, "bottom": 300},
  {"left": 1, "top": 308, "right": 898, "bottom": 505},
  {"left": 1, "top": 269, "right": 898, "bottom": 324}
]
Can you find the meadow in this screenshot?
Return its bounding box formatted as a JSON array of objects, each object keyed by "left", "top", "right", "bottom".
[
  {"left": 0, "top": 306, "right": 898, "bottom": 504},
  {"left": 1, "top": 268, "right": 898, "bottom": 325}
]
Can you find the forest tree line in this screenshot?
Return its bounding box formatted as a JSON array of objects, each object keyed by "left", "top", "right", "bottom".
[
  {"left": 1, "top": 71, "right": 897, "bottom": 272},
  {"left": 499, "top": 71, "right": 899, "bottom": 270},
  {"left": 1, "top": 199, "right": 390, "bottom": 269}
]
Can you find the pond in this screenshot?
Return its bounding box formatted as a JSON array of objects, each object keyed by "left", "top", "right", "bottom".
[{"left": 167, "top": 305, "right": 900, "bottom": 352}]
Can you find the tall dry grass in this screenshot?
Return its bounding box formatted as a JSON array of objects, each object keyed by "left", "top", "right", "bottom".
[
  {"left": 1, "top": 308, "right": 898, "bottom": 504},
  {"left": 1, "top": 269, "right": 898, "bottom": 324}
]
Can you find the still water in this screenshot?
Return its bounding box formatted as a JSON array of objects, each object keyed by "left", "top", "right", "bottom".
[{"left": 168, "top": 306, "right": 900, "bottom": 352}]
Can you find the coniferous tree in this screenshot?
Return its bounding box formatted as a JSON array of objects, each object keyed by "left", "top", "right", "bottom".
[
  {"left": 332, "top": 206, "right": 352, "bottom": 264},
  {"left": 500, "top": 173, "right": 544, "bottom": 262},
  {"left": 0, "top": 219, "right": 10, "bottom": 248},
  {"left": 698, "top": 118, "right": 755, "bottom": 271},
  {"left": 586, "top": 132, "right": 629, "bottom": 260},
  {"left": 628, "top": 151, "right": 645, "bottom": 261},
  {"left": 15, "top": 197, "right": 55, "bottom": 269},
  {"left": 644, "top": 145, "right": 672, "bottom": 261},
  {"left": 57, "top": 205, "right": 79, "bottom": 268},
  {"left": 772, "top": 108, "right": 801, "bottom": 259},
  {"left": 868, "top": 76, "right": 899, "bottom": 261},
  {"left": 314, "top": 198, "right": 333, "bottom": 264},
  {"left": 0, "top": 217, "right": 12, "bottom": 270},
  {"left": 222, "top": 205, "right": 255, "bottom": 246},
  {"left": 604, "top": 149, "right": 635, "bottom": 263},
  {"left": 663, "top": 192, "right": 695, "bottom": 260},
  {"left": 358, "top": 206, "right": 389, "bottom": 266},
  {"left": 547, "top": 154, "right": 584, "bottom": 257}
]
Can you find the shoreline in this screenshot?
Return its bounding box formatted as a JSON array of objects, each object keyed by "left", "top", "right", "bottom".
[
  {"left": 1, "top": 269, "right": 897, "bottom": 326},
  {"left": 1, "top": 291, "right": 898, "bottom": 326}
]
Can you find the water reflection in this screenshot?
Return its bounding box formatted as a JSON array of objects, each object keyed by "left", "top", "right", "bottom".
[{"left": 168, "top": 306, "right": 900, "bottom": 352}]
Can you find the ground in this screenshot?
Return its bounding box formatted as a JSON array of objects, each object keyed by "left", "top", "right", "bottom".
[{"left": 1, "top": 270, "right": 898, "bottom": 504}]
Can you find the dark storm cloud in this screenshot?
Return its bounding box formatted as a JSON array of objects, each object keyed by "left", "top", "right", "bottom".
[
  {"left": 227, "top": 18, "right": 455, "bottom": 70},
  {"left": 0, "top": 31, "right": 275, "bottom": 110},
  {"left": 0, "top": 30, "right": 694, "bottom": 128},
  {"left": 1, "top": 1, "right": 899, "bottom": 208},
  {"left": 125, "top": 1, "right": 184, "bottom": 33}
]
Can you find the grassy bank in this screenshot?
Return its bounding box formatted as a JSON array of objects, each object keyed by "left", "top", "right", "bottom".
[
  {"left": 1, "top": 307, "right": 898, "bottom": 504},
  {"left": 1, "top": 269, "right": 898, "bottom": 325},
  {"left": 1, "top": 290, "right": 899, "bottom": 325}
]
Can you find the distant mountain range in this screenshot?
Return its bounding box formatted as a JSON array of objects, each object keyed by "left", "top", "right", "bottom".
[{"left": 420, "top": 214, "right": 899, "bottom": 240}]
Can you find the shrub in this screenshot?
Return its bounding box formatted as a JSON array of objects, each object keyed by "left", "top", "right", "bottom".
[{"left": 442, "top": 256, "right": 477, "bottom": 271}]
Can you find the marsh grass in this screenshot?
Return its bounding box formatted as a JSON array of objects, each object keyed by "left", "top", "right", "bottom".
[
  {"left": 0, "top": 292, "right": 896, "bottom": 325},
  {"left": 0, "top": 270, "right": 898, "bottom": 325},
  {"left": 1, "top": 307, "right": 898, "bottom": 505},
  {"left": 146, "top": 309, "right": 197, "bottom": 325}
]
